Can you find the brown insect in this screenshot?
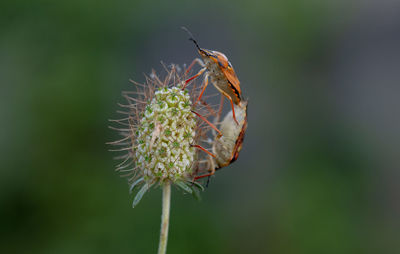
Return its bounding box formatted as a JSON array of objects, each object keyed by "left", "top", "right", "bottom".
[
  {"left": 194, "top": 100, "right": 248, "bottom": 181},
  {"left": 182, "top": 27, "right": 243, "bottom": 125}
]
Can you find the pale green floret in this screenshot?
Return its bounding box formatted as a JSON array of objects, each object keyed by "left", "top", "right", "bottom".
[{"left": 135, "top": 87, "right": 196, "bottom": 182}]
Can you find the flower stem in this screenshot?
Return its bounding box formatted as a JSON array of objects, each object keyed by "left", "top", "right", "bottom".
[{"left": 158, "top": 181, "right": 171, "bottom": 254}]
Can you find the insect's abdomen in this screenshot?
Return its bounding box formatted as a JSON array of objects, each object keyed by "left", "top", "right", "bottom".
[{"left": 213, "top": 102, "right": 248, "bottom": 168}]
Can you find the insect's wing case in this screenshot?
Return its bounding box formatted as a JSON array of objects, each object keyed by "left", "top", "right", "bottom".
[
  {"left": 220, "top": 66, "right": 241, "bottom": 96},
  {"left": 212, "top": 52, "right": 242, "bottom": 97}
]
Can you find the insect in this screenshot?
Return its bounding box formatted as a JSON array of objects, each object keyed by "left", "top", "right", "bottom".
[
  {"left": 181, "top": 27, "right": 243, "bottom": 125},
  {"left": 194, "top": 100, "right": 248, "bottom": 181}
]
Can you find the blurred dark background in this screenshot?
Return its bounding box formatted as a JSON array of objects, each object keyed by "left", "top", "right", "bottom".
[{"left": 1, "top": 0, "right": 399, "bottom": 253}]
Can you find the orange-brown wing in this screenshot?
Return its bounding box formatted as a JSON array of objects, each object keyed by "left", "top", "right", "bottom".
[
  {"left": 209, "top": 51, "right": 242, "bottom": 100},
  {"left": 213, "top": 52, "right": 242, "bottom": 95},
  {"left": 214, "top": 51, "right": 230, "bottom": 68},
  {"left": 220, "top": 65, "right": 241, "bottom": 95}
]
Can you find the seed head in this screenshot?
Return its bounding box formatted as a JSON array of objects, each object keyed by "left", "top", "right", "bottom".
[
  {"left": 135, "top": 86, "right": 196, "bottom": 182},
  {"left": 109, "top": 65, "right": 209, "bottom": 207}
]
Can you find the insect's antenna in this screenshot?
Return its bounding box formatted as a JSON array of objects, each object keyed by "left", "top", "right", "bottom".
[{"left": 181, "top": 26, "right": 201, "bottom": 51}]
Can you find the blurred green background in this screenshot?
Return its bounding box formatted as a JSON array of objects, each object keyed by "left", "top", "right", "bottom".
[{"left": 1, "top": 0, "right": 399, "bottom": 253}]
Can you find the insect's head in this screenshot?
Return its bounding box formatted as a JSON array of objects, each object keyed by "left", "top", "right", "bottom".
[
  {"left": 189, "top": 37, "right": 207, "bottom": 56},
  {"left": 181, "top": 26, "right": 211, "bottom": 57}
]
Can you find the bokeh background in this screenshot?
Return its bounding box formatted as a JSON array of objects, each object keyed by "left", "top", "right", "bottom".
[{"left": 1, "top": 0, "right": 399, "bottom": 253}]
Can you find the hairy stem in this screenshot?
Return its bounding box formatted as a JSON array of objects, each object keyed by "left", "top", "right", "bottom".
[{"left": 158, "top": 181, "right": 171, "bottom": 254}]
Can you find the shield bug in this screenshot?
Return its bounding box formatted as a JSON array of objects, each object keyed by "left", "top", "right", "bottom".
[
  {"left": 194, "top": 100, "right": 248, "bottom": 181},
  {"left": 181, "top": 27, "right": 243, "bottom": 125}
]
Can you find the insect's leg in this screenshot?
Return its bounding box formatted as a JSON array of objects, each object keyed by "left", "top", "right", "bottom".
[
  {"left": 182, "top": 67, "right": 206, "bottom": 90},
  {"left": 206, "top": 176, "right": 211, "bottom": 187},
  {"left": 191, "top": 110, "right": 222, "bottom": 137},
  {"left": 185, "top": 58, "right": 205, "bottom": 74},
  {"left": 227, "top": 96, "right": 239, "bottom": 125},
  {"left": 195, "top": 73, "right": 209, "bottom": 104},
  {"left": 193, "top": 169, "right": 215, "bottom": 181},
  {"left": 206, "top": 155, "right": 216, "bottom": 186},
  {"left": 191, "top": 153, "right": 216, "bottom": 183},
  {"left": 191, "top": 144, "right": 216, "bottom": 158}
]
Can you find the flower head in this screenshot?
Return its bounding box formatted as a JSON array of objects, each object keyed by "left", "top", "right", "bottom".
[
  {"left": 135, "top": 86, "right": 196, "bottom": 182},
  {"left": 109, "top": 65, "right": 209, "bottom": 207}
]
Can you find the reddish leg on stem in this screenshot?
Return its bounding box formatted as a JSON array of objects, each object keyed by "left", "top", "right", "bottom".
[
  {"left": 191, "top": 110, "right": 222, "bottom": 137},
  {"left": 191, "top": 144, "right": 216, "bottom": 158},
  {"left": 182, "top": 67, "right": 206, "bottom": 90},
  {"left": 194, "top": 170, "right": 215, "bottom": 181},
  {"left": 195, "top": 73, "right": 209, "bottom": 105},
  {"left": 228, "top": 96, "right": 239, "bottom": 125},
  {"left": 185, "top": 58, "right": 204, "bottom": 74}
]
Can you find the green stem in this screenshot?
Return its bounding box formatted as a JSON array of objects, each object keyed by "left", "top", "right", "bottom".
[{"left": 158, "top": 181, "right": 171, "bottom": 254}]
